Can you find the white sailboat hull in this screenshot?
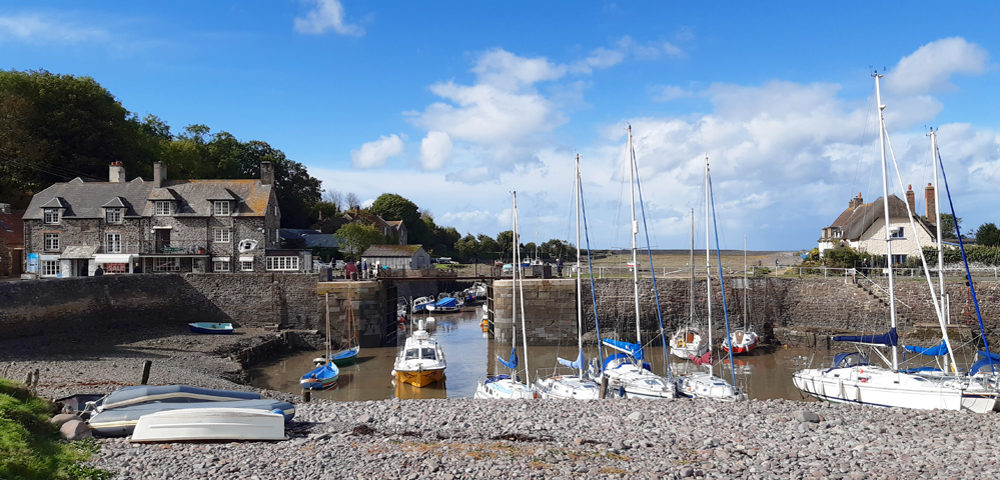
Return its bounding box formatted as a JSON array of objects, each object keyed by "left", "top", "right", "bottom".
[
  {"left": 130, "top": 408, "right": 285, "bottom": 442},
  {"left": 474, "top": 377, "right": 535, "bottom": 399},
  {"left": 792, "top": 365, "right": 997, "bottom": 413},
  {"left": 533, "top": 376, "right": 600, "bottom": 400},
  {"left": 670, "top": 328, "right": 709, "bottom": 360},
  {"left": 676, "top": 372, "right": 745, "bottom": 402},
  {"left": 598, "top": 362, "right": 676, "bottom": 399}
]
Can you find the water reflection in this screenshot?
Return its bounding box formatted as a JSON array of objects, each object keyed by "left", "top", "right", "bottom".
[{"left": 249, "top": 308, "right": 816, "bottom": 402}]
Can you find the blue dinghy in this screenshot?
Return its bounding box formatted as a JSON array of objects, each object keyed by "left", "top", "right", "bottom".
[
  {"left": 300, "top": 362, "right": 339, "bottom": 390},
  {"left": 188, "top": 322, "right": 234, "bottom": 334}
]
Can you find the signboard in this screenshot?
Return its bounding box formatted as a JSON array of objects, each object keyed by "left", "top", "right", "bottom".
[{"left": 26, "top": 253, "right": 38, "bottom": 273}]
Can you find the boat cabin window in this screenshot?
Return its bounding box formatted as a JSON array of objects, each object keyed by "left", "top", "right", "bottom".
[
  {"left": 421, "top": 348, "right": 437, "bottom": 360},
  {"left": 405, "top": 349, "right": 419, "bottom": 360}
]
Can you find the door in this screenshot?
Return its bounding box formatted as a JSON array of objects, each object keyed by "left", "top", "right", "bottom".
[{"left": 154, "top": 229, "right": 170, "bottom": 252}]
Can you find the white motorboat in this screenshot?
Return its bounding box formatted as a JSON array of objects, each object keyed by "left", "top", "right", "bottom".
[{"left": 130, "top": 407, "right": 286, "bottom": 442}]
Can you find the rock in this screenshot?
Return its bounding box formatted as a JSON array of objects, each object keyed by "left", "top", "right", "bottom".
[
  {"left": 357, "top": 414, "right": 373, "bottom": 423},
  {"left": 626, "top": 411, "right": 643, "bottom": 422},
  {"left": 60, "top": 419, "right": 92, "bottom": 441},
  {"left": 50, "top": 413, "right": 81, "bottom": 427},
  {"left": 679, "top": 466, "right": 694, "bottom": 478},
  {"left": 795, "top": 410, "right": 821, "bottom": 423}
]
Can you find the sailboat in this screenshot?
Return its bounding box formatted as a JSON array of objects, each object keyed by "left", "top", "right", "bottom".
[
  {"left": 670, "top": 209, "right": 710, "bottom": 360},
  {"left": 722, "top": 236, "right": 759, "bottom": 355},
  {"left": 313, "top": 291, "right": 360, "bottom": 366},
  {"left": 533, "top": 155, "right": 601, "bottom": 400},
  {"left": 792, "top": 72, "right": 995, "bottom": 412},
  {"left": 675, "top": 156, "right": 744, "bottom": 402},
  {"left": 589, "top": 127, "right": 675, "bottom": 399},
  {"left": 300, "top": 293, "right": 340, "bottom": 390},
  {"left": 474, "top": 191, "right": 535, "bottom": 400}
]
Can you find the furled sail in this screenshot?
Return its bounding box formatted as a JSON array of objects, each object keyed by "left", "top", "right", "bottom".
[
  {"left": 498, "top": 347, "right": 518, "bottom": 370},
  {"left": 969, "top": 350, "right": 1000, "bottom": 376},
  {"left": 833, "top": 328, "right": 898, "bottom": 346},
  {"left": 601, "top": 338, "right": 644, "bottom": 360},
  {"left": 902, "top": 340, "right": 948, "bottom": 356},
  {"left": 557, "top": 349, "right": 585, "bottom": 370}
]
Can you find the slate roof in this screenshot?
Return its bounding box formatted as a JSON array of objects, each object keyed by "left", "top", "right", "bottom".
[
  {"left": 362, "top": 244, "right": 424, "bottom": 257},
  {"left": 24, "top": 178, "right": 151, "bottom": 220},
  {"left": 144, "top": 180, "right": 272, "bottom": 217}
]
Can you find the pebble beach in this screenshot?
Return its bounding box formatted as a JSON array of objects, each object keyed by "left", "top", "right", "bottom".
[{"left": 3, "top": 330, "right": 999, "bottom": 479}]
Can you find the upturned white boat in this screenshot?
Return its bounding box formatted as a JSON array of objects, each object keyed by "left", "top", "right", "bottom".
[
  {"left": 130, "top": 407, "right": 286, "bottom": 442},
  {"left": 392, "top": 322, "right": 446, "bottom": 387},
  {"left": 792, "top": 73, "right": 996, "bottom": 413},
  {"left": 475, "top": 191, "right": 535, "bottom": 400}
]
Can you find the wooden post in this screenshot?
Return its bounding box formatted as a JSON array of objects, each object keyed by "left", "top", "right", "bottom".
[
  {"left": 599, "top": 376, "right": 609, "bottom": 399},
  {"left": 140, "top": 360, "right": 152, "bottom": 385},
  {"left": 302, "top": 390, "right": 311, "bottom": 403}
]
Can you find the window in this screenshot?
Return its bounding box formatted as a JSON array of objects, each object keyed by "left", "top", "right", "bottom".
[
  {"left": 213, "top": 201, "right": 230, "bottom": 216},
  {"left": 104, "top": 263, "right": 127, "bottom": 274},
  {"left": 241, "top": 260, "right": 254, "bottom": 271},
  {"left": 266, "top": 256, "right": 299, "bottom": 271},
  {"left": 44, "top": 233, "right": 59, "bottom": 251},
  {"left": 890, "top": 227, "right": 905, "bottom": 239},
  {"left": 891, "top": 254, "right": 907, "bottom": 265},
  {"left": 213, "top": 259, "right": 230, "bottom": 272},
  {"left": 105, "top": 208, "right": 123, "bottom": 224},
  {"left": 43, "top": 209, "right": 60, "bottom": 224},
  {"left": 213, "top": 228, "right": 231, "bottom": 243},
  {"left": 41, "top": 260, "right": 60, "bottom": 277},
  {"left": 154, "top": 201, "right": 175, "bottom": 216},
  {"left": 105, "top": 233, "right": 122, "bottom": 253},
  {"left": 153, "top": 258, "right": 180, "bottom": 272}
]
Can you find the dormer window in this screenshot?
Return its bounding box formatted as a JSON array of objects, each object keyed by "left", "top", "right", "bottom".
[
  {"left": 106, "top": 208, "right": 123, "bottom": 224},
  {"left": 44, "top": 208, "right": 60, "bottom": 224},
  {"left": 154, "top": 201, "right": 175, "bottom": 216},
  {"left": 213, "top": 200, "right": 231, "bottom": 216},
  {"left": 890, "top": 227, "right": 905, "bottom": 239}
]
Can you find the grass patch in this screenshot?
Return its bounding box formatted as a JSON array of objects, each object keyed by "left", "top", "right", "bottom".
[{"left": 0, "top": 379, "right": 111, "bottom": 480}]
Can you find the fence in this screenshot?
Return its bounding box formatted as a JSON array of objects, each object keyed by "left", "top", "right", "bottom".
[{"left": 564, "top": 264, "right": 1000, "bottom": 282}]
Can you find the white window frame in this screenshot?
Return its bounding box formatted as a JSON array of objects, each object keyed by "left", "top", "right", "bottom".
[
  {"left": 105, "top": 208, "right": 123, "bottom": 224},
  {"left": 43, "top": 209, "right": 60, "bottom": 224},
  {"left": 890, "top": 227, "right": 905, "bottom": 239},
  {"left": 266, "top": 256, "right": 300, "bottom": 271},
  {"left": 154, "top": 201, "right": 175, "bottom": 216},
  {"left": 213, "top": 228, "right": 231, "bottom": 243},
  {"left": 105, "top": 233, "right": 122, "bottom": 253},
  {"left": 44, "top": 233, "right": 59, "bottom": 252},
  {"left": 213, "top": 259, "right": 230, "bottom": 272},
  {"left": 213, "top": 200, "right": 231, "bottom": 216},
  {"left": 40, "top": 260, "right": 60, "bottom": 277},
  {"left": 240, "top": 260, "right": 254, "bottom": 271}
]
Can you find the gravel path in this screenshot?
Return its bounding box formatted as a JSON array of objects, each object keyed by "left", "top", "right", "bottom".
[{"left": 3, "top": 330, "right": 998, "bottom": 479}]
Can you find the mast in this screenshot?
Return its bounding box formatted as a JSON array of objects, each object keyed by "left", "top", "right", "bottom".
[
  {"left": 743, "top": 235, "right": 748, "bottom": 330},
  {"left": 690, "top": 209, "right": 695, "bottom": 325},
  {"left": 514, "top": 191, "right": 531, "bottom": 385},
  {"left": 324, "top": 292, "right": 331, "bottom": 361},
  {"left": 874, "top": 72, "right": 899, "bottom": 371},
  {"left": 510, "top": 192, "right": 518, "bottom": 373},
  {"left": 930, "top": 129, "right": 946, "bottom": 321},
  {"left": 628, "top": 126, "right": 642, "bottom": 346},
  {"left": 705, "top": 156, "right": 713, "bottom": 359},
  {"left": 575, "top": 155, "right": 584, "bottom": 379}
]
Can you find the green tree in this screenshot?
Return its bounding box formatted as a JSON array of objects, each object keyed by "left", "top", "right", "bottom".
[
  {"left": 822, "top": 246, "right": 863, "bottom": 268},
  {"left": 540, "top": 238, "right": 576, "bottom": 260},
  {"left": 496, "top": 230, "right": 514, "bottom": 259},
  {"left": 334, "top": 223, "right": 386, "bottom": 260},
  {"left": 370, "top": 194, "right": 420, "bottom": 225},
  {"left": 939, "top": 214, "right": 960, "bottom": 239},
  {"left": 976, "top": 223, "right": 1000, "bottom": 247},
  {"left": 454, "top": 234, "right": 480, "bottom": 261}
]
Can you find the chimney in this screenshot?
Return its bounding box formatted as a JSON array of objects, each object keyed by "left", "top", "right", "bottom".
[
  {"left": 260, "top": 161, "right": 274, "bottom": 186},
  {"left": 848, "top": 192, "right": 863, "bottom": 210},
  {"left": 925, "top": 183, "right": 936, "bottom": 222},
  {"left": 153, "top": 162, "right": 166, "bottom": 188},
  {"left": 109, "top": 161, "right": 125, "bottom": 183},
  {"left": 905, "top": 184, "right": 915, "bottom": 214}
]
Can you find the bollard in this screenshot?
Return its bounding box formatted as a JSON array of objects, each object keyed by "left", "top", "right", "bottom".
[
  {"left": 140, "top": 360, "right": 152, "bottom": 385},
  {"left": 303, "top": 390, "right": 311, "bottom": 403},
  {"left": 599, "top": 376, "right": 609, "bottom": 399}
]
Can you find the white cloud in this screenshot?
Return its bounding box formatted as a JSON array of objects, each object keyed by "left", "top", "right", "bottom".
[
  {"left": 416, "top": 82, "right": 562, "bottom": 145},
  {"left": 350, "top": 134, "right": 404, "bottom": 168},
  {"left": 471, "top": 49, "right": 566, "bottom": 90},
  {"left": 0, "top": 13, "right": 108, "bottom": 43},
  {"left": 420, "top": 131, "right": 452, "bottom": 170},
  {"left": 650, "top": 85, "right": 690, "bottom": 102},
  {"left": 293, "top": 0, "right": 363, "bottom": 37},
  {"left": 886, "top": 37, "right": 988, "bottom": 95}
]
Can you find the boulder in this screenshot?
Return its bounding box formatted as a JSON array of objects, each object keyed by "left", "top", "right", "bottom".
[
  {"left": 60, "top": 419, "right": 93, "bottom": 441},
  {"left": 50, "top": 413, "right": 82, "bottom": 428}
]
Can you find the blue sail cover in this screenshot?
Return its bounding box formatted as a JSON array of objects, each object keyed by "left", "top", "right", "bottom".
[
  {"left": 434, "top": 297, "right": 458, "bottom": 308},
  {"left": 498, "top": 347, "right": 518, "bottom": 370},
  {"left": 833, "top": 328, "right": 898, "bottom": 346},
  {"left": 601, "top": 338, "right": 644, "bottom": 360},
  {"left": 902, "top": 340, "right": 949, "bottom": 356},
  {"left": 557, "top": 349, "right": 585, "bottom": 370},
  {"left": 969, "top": 350, "right": 1000, "bottom": 376}
]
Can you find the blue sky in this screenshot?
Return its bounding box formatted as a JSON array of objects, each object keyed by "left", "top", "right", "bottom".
[{"left": 4, "top": 1, "right": 1000, "bottom": 251}]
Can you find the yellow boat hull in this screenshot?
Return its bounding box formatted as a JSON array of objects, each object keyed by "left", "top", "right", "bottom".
[{"left": 395, "top": 369, "right": 445, "bottom": 387}]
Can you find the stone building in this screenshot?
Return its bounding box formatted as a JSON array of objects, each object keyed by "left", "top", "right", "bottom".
[
  {"left": 817, "top": 187, "right": 937, "bottom": 263},
  {"left": 21, "top": 161, "right": 306, "bottom": 277},
  {"left": 361, "top": 244, "right": 431, "bottom": 270}
]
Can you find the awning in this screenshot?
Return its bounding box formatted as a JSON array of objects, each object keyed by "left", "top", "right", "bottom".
[
  {"left": 60, "top": 245, "right": 98, "bottom": 259},
  {"left": 212, "top": 257, "right": 230, "bottom": 262},
  {"left": 39, "top": 254, "right": 59, "bottom": 261},
  {"left": 151, "top": 226, "right": 173, "bottom": 229},
  {"left": 93, "top": 254, "right": 134, "bottom": 264},
  {"left": 239, "top": 256, "right": 254, "bottom": 262}
]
